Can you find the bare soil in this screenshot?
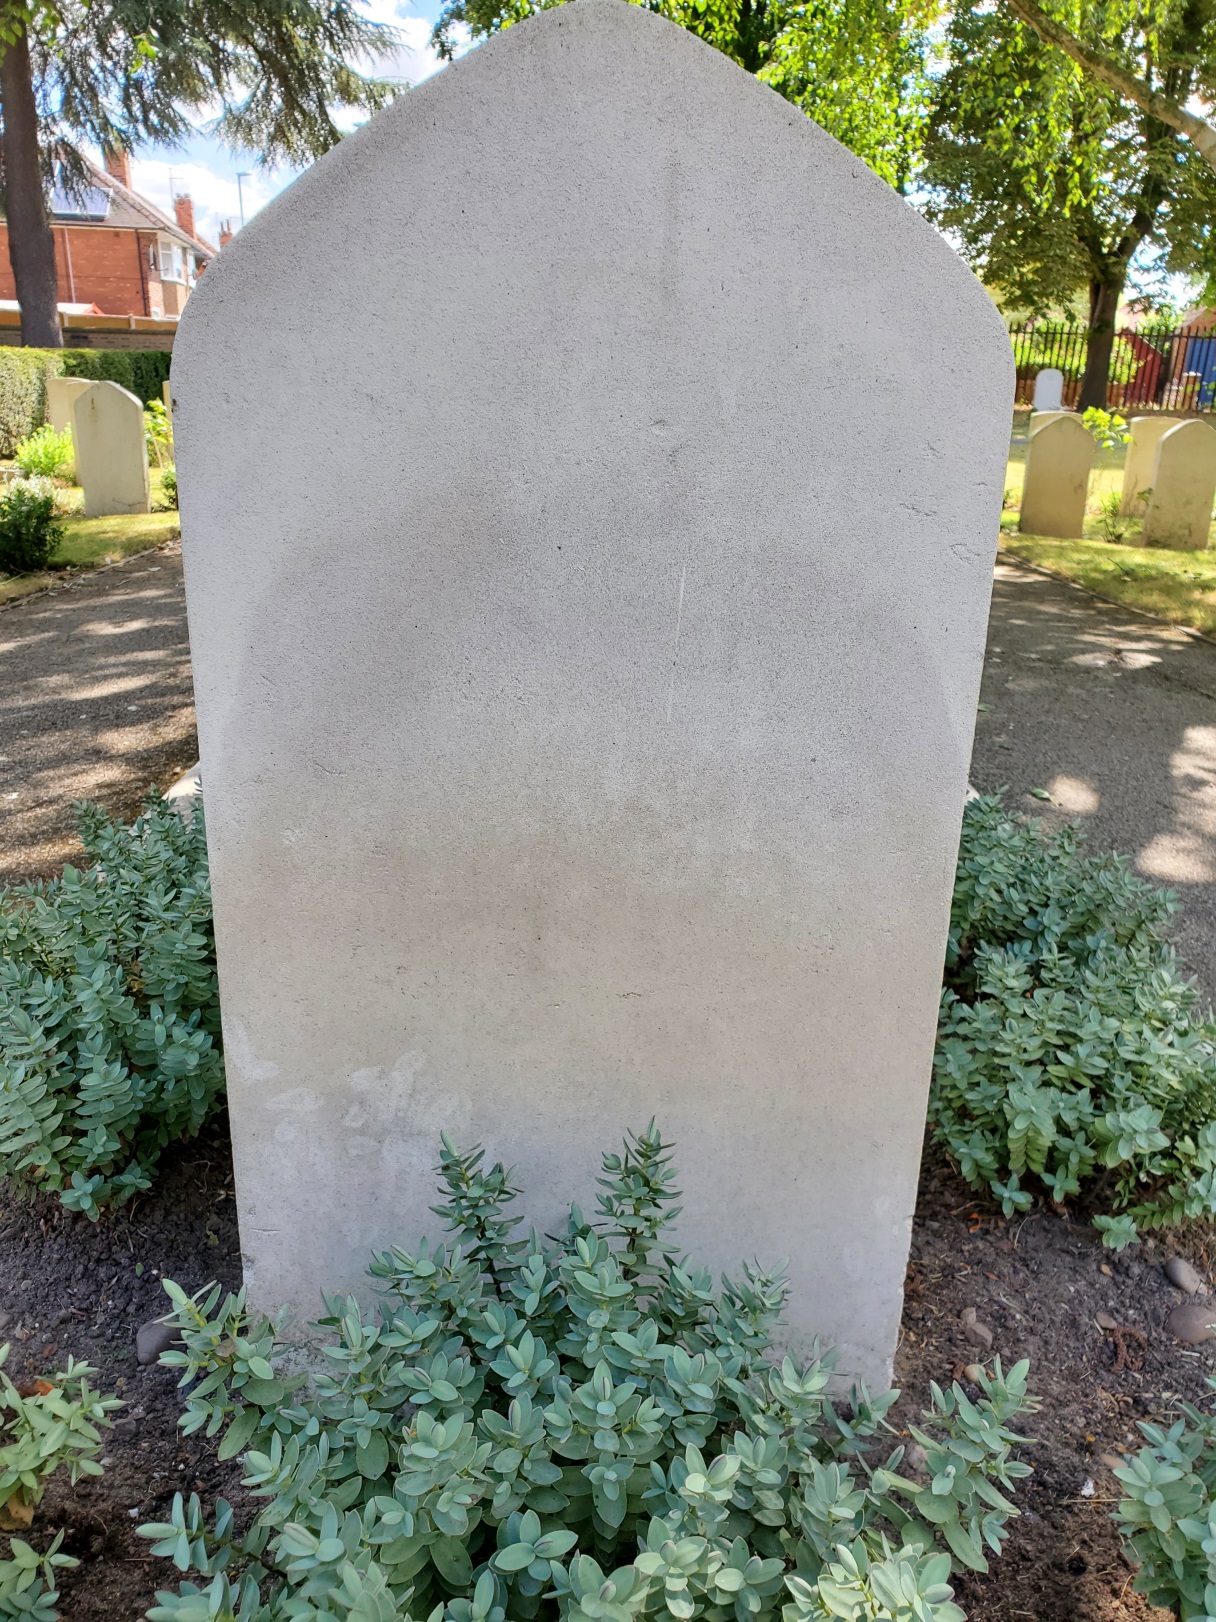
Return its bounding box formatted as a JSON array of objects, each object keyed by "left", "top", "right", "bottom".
[{"left": 4, "top": 1121, "right": 1215, "bottom": 1619}]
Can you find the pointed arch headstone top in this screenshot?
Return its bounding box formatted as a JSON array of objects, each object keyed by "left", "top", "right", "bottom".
[{"left": 174, "top": 0, "right": 1012, "bottom": 1386}]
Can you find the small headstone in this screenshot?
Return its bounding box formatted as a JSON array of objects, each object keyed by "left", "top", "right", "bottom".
[
  {"left": 174, "top": 0, "right": 1012, "bottom": 1388},
  {"left": 1029, "top": 410, "right": 1070, "bottom": 435},
  {"left": 45, "top": 376, "right": 91, "bottom": 435},
  {"left": 1019, "top": 415, "right": 1095, "bottom": 538},
  {"left": 1032, "top": 368, "right": 1064, "bottom": 412},
  {"left": 1141, "top": 420, "right": 1216, "bottom": 550},
  {"left": 1120, "top": 417, "right": 1178, "bottom": 515},
  {"left": 72, "top": 381, "right": 150, "bottom": 517}
]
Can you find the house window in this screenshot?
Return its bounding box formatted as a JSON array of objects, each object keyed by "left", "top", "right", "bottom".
[{"left": 157, "top": 238, "right": 186, "bottom": 283}]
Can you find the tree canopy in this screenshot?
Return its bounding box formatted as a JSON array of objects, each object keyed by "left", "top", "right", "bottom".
[
  {"left": 923, "top": 0, "right": 1216, "bottom": 405},
  {"left": 0, "top": 0, "right": 401, "bottom": 344}
]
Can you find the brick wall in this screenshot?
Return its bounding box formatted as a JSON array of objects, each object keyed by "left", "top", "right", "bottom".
[{"left": 0, "top": 223, "right": 194, "bottom": 319}]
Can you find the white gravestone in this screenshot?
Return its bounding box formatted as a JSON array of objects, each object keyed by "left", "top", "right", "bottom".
[
  {"left": 1029, "top": 409, "right": 1069, "bottom": 435},
  {"left": 1121, "top": 417, "right": 1178, "bottom": 515},
  {"left": 46, "top": 376, "right": 91, "bottom": 435},
  {"left": 175, "top": 0, "right": 1012, "bottom": 1387},
  {"left": 1142, "top": 420, "right": 1216, "bottom": 550},
  {"left": 1019, "top": 415, "right": 1094, "bottom": 538},
  {"left": 71, "top": 381, "right": 150, "bottom": 517},
  {"left": 1032, "top": 367, "right": 1064, "bottom": 411}
]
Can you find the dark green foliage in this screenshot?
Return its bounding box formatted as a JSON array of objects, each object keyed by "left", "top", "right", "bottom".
[
  {"left": 60, "top": 350, "right": 171, "bottom": 409},
  {"left": 160, "top": 465, "right": 178, "bottom": 510},
  {"left": 932, "top": 796, "right": 1216, "bottom": 1247},
  {"left": 0, "top": 351, "right": 54, "bottom": 457},
  {"left": 141, "top": 1127, "right": 1034, "bottom": 1620},
  {"left": 0, "top": 478, "right": 63, "bottom": 573},
  {"left": 1113, "top": 1374, "right": 1216, "bottom": 1617},
  {"left": 0, "top": 796, "right": 222, "bottom": 1219}
]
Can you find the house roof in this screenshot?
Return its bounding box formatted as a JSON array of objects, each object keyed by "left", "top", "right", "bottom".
[{"left": 50, "top": 154, "right": 217, "bottom": 259}]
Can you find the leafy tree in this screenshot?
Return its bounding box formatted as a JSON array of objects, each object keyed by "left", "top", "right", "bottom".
[
  {"left": 0, "top": 0, "right": 401, "bottom": 347},
  {"left": 1003, "top": 0, "right": 1216, "bottom": 177},
  {"left": 432, "top": 0, "right": 937, "bottom": 192},
  {"left": 923, "top": 0, "right": 1216, "bottom": 408}
]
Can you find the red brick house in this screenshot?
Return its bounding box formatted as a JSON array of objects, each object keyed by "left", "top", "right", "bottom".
[{"left": 0, "top": 149, "right": 216, "bottom": 321}]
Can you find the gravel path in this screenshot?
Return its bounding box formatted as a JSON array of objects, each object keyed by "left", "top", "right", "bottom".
[
  {"left": 974, "top": 555, "right": 1216, "bottom": 999},
  {"left": 1, "top": 547, "right": 1213, "bottom": 1009},
  {"left": 0, "top": 543, "right": 197, "bottom": 885}
]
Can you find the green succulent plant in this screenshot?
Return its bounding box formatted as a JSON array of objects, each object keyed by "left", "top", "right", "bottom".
[{"left": 140, "top": 1126, "right": 1034, "bottom": 1621}]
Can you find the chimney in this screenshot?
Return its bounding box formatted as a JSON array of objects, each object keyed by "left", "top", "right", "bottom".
[
  {"left": 103, "top": 146, "right": 131, "bottom": 188},
  {"left": 174, "top": 194, "right": 196, "bottom": 240},
  {"left": 218, "top": 220, "right": 233, "bottom": 249}
]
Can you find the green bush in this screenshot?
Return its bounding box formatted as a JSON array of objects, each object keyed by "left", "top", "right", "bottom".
[
  {"left": 13, "top": 425, "right": 73, "bottom": 480},
  {"left": 161, "top": 465, "right": 178, "bottom": 510},
  {"left": 1114, "top": 1376, "right": 1216, "bottom": 1617},
  {"left": 140, "top": 1126, "right": 1034, "bottom": 1621},
  {"left": 0, "top": 352, "right": 57, "bottom": 458},
  {"left": 0, "top": 795, "right": 222, "bottom": 1219},
  {"left": 931, "top": 796, "right": 1216, "bottom": 1248},
  {"left": 0, "top": 478, "right": 64, "bottom": 574},
  {"left": 60, "top": 348, "right": 170, "bottom": 408}
]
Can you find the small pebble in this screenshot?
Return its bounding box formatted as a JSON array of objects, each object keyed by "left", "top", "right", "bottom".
[
  {"left": 0, "top": 1312, "right": 11, "bottom": 1332},
  {"left": 903, "top": 1443, "right": 927, "bottom": 1473},
  {"left": 135, "top": 1320, "right": 182, "bottom": 1365},
  {"left": 1096, "top": 1311, "right": 1118, "bottom": 1330},
  {"left": 963, "top": 1363, "right": 984, "bottom": 1383},
  {"left": 1166, "top": 1257, "right": 1205, "bottom": 1295},
  {"left": 960, "top": 1307, "right": 994, "bottom": 1349},
  {"left": 113, "top": 1418, "right": 137, "bottom": 1437},
  {"left": 1167, "top": 1302, "right": 1216, "bottom": 1345},
  {"left": 1080, "top": 1479, "right": 1095, "bottom": 1498}
]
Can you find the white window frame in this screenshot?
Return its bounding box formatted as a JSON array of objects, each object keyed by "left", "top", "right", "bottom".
[{"left": 157, "top": 237, "right": 186, "bottom": 284}]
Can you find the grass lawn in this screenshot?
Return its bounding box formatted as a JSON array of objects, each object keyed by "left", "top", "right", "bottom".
[
  {"left": 1001, "top": 432, "right": 1216, "bottom": 638},
  {"left": 0, "top": 468, "right": 178, "bottom": 606}
]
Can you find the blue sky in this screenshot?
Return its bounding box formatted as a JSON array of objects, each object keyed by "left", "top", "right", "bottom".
[{"left": 127, "top": 0, "right": 456, "bottom": 249}]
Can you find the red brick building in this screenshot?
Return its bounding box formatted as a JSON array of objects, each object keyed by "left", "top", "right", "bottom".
[{"left": 0, "top": 150, "right": 216, "bottom": 321}]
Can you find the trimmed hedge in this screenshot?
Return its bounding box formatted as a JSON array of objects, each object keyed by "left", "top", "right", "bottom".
[{"left": 0, "top": 347, "right": 171, "bottom": 455}]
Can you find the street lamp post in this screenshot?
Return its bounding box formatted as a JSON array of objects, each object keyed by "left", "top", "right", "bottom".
[{"left": 236, "top": 172, "right": 251, "bottom": 227}]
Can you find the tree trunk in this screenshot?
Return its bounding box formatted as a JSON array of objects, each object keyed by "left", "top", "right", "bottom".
[
  {"left": 0, "top": 25, "right": 60, "bottom": 347},
  {"left": 1079, "top": 271, "right": 1125, "bottom": 411}
]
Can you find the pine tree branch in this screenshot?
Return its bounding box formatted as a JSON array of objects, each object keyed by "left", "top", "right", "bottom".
[{"left": 1003, "top": 0, "right": 1216, "bottom": 174}]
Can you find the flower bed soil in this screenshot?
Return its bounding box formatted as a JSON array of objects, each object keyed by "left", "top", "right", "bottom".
[{"left": 3, "top": 1122, "right": 1212, "bottom": 1620}]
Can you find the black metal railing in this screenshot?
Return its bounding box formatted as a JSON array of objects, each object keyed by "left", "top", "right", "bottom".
[{"left": 1008, "top": 323, "right": 1216, "bottom": 413}]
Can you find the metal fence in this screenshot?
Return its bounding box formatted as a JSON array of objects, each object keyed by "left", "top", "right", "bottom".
[{"left": 1009, "top": 323, "right": 1216, "bottom": 413}]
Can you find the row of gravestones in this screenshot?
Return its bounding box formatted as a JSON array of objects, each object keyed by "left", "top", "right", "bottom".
[
  {"left": 1021, "top": 411, "right": 1216, "bottom": 548},
  {"left": 44, "top": 374, "right": 154, "bottom": 518}
]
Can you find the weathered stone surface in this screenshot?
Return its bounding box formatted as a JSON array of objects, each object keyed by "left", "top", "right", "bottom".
[
  {"left": 1142, "top": 420, "right": 1216, "bottom": 550},
  {"left": 1033, "top": 368, "right": 1064, "bottom": 411},
  {"left": 1120, "top": 416, "right": 1178, "bottom": 515},
  {"left": 72, "top": 381, "right": 150, "bottom": 518},
  {"left": 1167, "top": 1303, "right": 1216, "bottom": 1345},
  {"left": 46, "top": 376, "right": 91, "bottom": 435},
  {"left": 1020, "top": 415, "right": 1095, "bottom": 538},
  {"left": 1165, "top": 1256, "right": 1205, "bottom": 1295},
  {"left": 174, "top": 0, "right": 1011, "bottom": 1387}
]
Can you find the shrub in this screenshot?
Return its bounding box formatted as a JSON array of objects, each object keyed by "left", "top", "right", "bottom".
[
  {"left": 0, "top": 478, "right": 64, "bottom": 574},
  {"left": 161, "top": 465, "right": 178, "bottom": 510},
  {"left": 932, "top": 796, "right": 1216, "bottom": 1248},
  {"left": 13, "top": 425, "right": 73, "bottom": 480},
  {"left": 0, "top": 795, "right": 222, "bottom": 1219},
  {"left": 0, "top": 353, "right": 56, "bottom": 459},
  {"left": 140, "top": 1126, "right": 1035, "bottom": 1621},
  {"left": 1113, "top": 1375, "right": 1216, "bottom": 1617},
  {"left": 60, "top": 348, "right": 170, "bottom": 408},
  {"left": 0, "top": 1343, "right": 119, "bottom": 1618}
]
